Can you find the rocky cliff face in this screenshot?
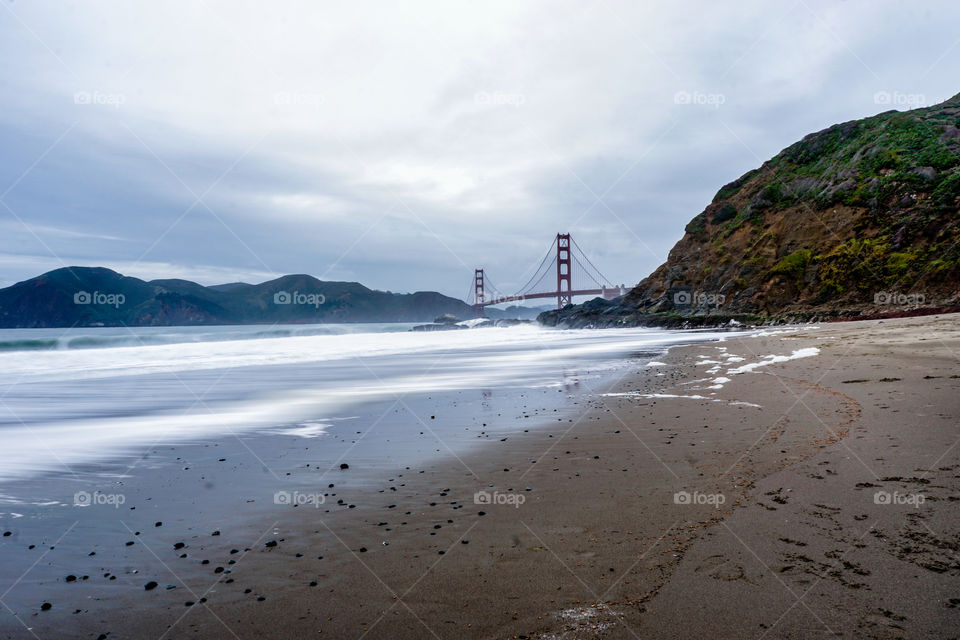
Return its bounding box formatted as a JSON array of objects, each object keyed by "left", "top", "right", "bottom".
[{"left": 542, "top": 94, "right": 960, "bottom": 327}]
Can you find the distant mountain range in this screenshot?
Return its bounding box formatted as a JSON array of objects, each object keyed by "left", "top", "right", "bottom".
[
  {"left": 0, "top": 267, "right": 543, "bottom": 328},
  {"left": 542, "top": 92, "right": 960, "bottom": 327}
]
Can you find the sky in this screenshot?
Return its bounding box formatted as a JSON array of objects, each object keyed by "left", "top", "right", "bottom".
[{"left": 0, "top": 0, "right": 958, "bottom": 302}]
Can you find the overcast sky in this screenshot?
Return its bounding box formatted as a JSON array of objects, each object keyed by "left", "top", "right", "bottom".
[{"left": 0, "top": 1, "right": 957, "bottom": 301}]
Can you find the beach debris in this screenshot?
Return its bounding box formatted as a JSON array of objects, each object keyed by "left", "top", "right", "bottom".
[{"left": 144, "top": 581, "right": 158, "bottom": 591}]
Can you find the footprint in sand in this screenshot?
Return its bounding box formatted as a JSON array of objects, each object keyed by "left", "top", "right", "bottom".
[{"left": 694, "top": 554, "right": 754, "bottom": 583}]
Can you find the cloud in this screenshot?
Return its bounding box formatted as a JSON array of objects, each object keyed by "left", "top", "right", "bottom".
[
  {"left": 0, "top": 252, "right": 278, "bottom": 289},
  {"left": 0, "top": 0, "right": 958, "bottom": 298}
]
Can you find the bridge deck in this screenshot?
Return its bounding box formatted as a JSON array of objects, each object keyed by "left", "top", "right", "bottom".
[{"left": 478, "top": 288, "right": 618, "bottom": 307}]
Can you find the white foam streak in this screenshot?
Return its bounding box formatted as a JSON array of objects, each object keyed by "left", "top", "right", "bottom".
[
  {"left": 726, "top": 347, "right": 820, "bottom": 375},
  {"left": 0, "top": 325, "right": 742, "bottom": 481}
]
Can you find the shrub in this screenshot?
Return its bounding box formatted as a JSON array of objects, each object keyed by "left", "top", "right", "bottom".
[
  {"left": 817, "top": 238, "right": 889, "bottom": 292},
  {"left": 767, "top": 249, "right": 812, "bottom": 285},
  {"left": 711, "top": 203, "right": 738, "bottom": 224}
]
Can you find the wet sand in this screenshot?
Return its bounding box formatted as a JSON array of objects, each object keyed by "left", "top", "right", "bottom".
[{"left": 2, "top": 314, "right": 958, "bottom": 639}]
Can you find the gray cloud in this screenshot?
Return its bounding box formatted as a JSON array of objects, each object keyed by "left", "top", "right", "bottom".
[{"left": 0, "top": 0, "right": 957, "bottom": 297}]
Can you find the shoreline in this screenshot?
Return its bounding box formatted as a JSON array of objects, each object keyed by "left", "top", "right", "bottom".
[
  {"left": 2, "top": 315, "right": 958, "bottom": 638},
  {"left": 538, "top": 302, "right": 960, "bottom": 330}
]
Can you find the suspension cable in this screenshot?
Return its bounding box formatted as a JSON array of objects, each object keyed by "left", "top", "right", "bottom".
[
  {"left": 572, "top": 254, "right": 603, "bottom": 288},
  {"left": 484, "top": 274, "right": 509, "bottom": 302},
  {"left": 522, "top": 255, "right": 557, "bottom": 295},
  {"left": 571, "top": 237, "right": 613, "bottom": 286},
  {"left": 465, "top": 280, "right": 477, "bottom": 304},
  {"left": 516, "top": 236, "right": 557, "bottom": 295}
]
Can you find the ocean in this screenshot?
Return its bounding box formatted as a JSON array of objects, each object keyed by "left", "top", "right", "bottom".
[{"left": 0, "top": 323, "right": 735, "bottom": 483}]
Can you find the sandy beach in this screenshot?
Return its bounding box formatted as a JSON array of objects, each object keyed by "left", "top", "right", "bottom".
[{"left": 2, "top": 314, "right": 958, "bottom": 639}]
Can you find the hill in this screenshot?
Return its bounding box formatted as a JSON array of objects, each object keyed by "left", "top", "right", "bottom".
[
  {"left": 0, "top": 267, "right": 493, "bottom": 328},
  {"left": 541, "top": 93, "right": 960, "bottom": 327}
]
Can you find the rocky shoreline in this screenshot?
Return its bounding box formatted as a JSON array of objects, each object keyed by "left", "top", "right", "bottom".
[{"left": 537, "top": 294, "right": 960, "bottom": 329}]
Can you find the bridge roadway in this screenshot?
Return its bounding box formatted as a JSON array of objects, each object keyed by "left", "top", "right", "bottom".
[{"left": 476, "top": 287, "right": 623, "bottom": 307}]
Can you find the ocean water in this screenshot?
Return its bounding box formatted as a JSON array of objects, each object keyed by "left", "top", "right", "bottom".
[{"left": 0, "top": 323, "right": 735, "bottom": 482}]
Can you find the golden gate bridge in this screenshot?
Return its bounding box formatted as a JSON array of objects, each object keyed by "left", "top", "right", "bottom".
[{"left": 470, "top": 233, "right": 626, "bottom": 317}]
